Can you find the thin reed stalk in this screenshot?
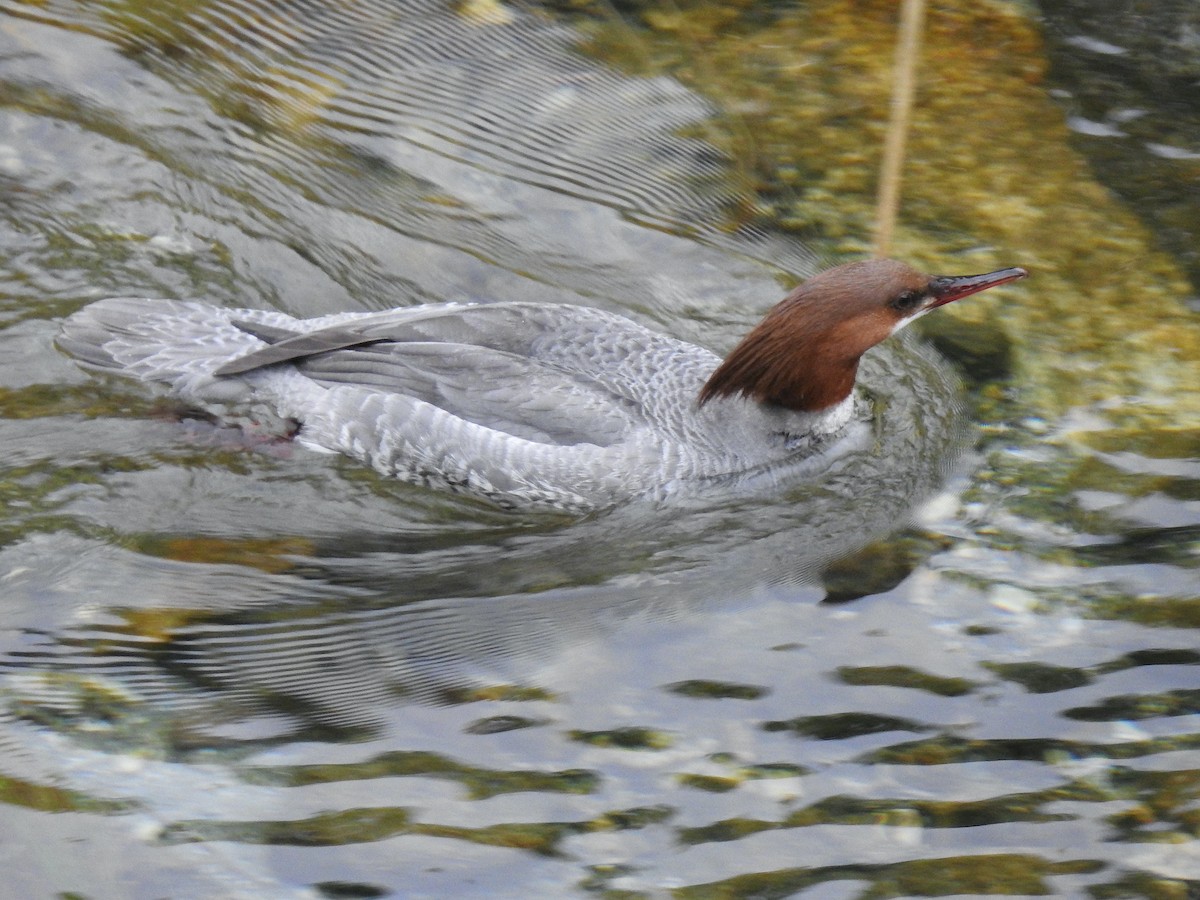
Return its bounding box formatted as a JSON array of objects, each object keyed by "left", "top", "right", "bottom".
[{"left": 874, "top": 0, "right": 927, "bottom": 257}]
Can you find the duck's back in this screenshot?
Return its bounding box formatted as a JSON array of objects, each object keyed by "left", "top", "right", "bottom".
[{"left": 59, "top": 298, "right": 724, "bottom": 511}]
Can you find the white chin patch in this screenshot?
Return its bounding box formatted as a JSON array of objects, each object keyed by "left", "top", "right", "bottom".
[{"left": 890, "top": 307, "right": 932, "bottom": 336}]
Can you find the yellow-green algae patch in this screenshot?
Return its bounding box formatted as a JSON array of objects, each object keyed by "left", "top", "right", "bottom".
[
  {"left": 677, "top": 773, "right": 740, "bottom": 793},
  {"left": 664, "top": 679, "right": 769, "bottom": 700},
  {"left": 0, "top": 774, "right": 129, "bottom": 815},
  {"left": 678, "top": 780, "right": 1108, "bottom": 846},
  {"left": 573, "top": 0, "right": 1200, "bottom": 426},
  {"left": 858, "top": 732, "right": 1200, "bottom": 766},
  {"left": 239, "top": 749, "right": 599, "bottom": 800},
  {"left": 762, "top": 712, "right": 930, "bottom": 740},
  {"left": 1089, "top": 595, "right": 1200, "bottom": 629},
  {"left": 0, "top": 383, "right": 157, "bottom": 421},
  {"left": 162, "top": 802, "right": 674, "bottom": 856},
  {"left": 973, "top": 649, "right": 1194, "bottom": 697},
  {"left": 671, "top": 853, "right": 1103, "bottom": 899},
  {"left": 983, "top": 661, "right": 1094, "bottom": 693},
  {"left": 569, "top": 726, "right": 674, "bottom": 750},
  {"left": 1063, "top": 689, "right": 1200, "bottom": 722},
  {"left": 8, "top": 670, "right": 207, "bottom": 758},
  {"left": 676, "top": 755, "right": 811, "bottom": 794},
  {"left": 835, "top": 664, "right": 977, "bottom": 697},
  {"left": 442, "top": 683, "right": 557, "bottom": 703},
  {"left": 130, "top": 535, "right": 316, "bottom": 575},
  {"left": 1093, "top": 873, "right": 1200, "bottom": 900}
]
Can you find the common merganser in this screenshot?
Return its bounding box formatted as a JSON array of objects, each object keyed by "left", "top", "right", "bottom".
[{"left": 58, "top": 259, "right": 1026, "bottom": 512}]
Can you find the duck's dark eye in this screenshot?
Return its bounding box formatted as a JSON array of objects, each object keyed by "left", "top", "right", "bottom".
[{"left": 890, "top": 290, "right": 922, "bottom": 312}]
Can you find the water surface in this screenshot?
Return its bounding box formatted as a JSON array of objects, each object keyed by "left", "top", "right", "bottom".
[{"left": 0, "top": 1, "right": 1198, "bottom": 897}]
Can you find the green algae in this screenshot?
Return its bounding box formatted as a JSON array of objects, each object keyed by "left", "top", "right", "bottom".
[
  {"left": 1078, "top": 521, "right": 1200, "bottom": 568},
  {"left": 738, "top": 762, "right": 810, "bottom": 780},
  {"left": 164, "top": 802, "right": 670, "bottom": 856},
  {"left": 1063, "top": 689, "right": 1200, "bottom": 722},
  {"left": 463, "top": 714, "right": 550, "bottom": 734},
  {"left": 664, "top": 679, "right": 768, "bottom": 700},
  {"left": 858, "top": 732, "right": 1200, "bottom": 766},
  {"left": 161, "top": 806, "right": 415, "bottom": 846},
  {"left": 2, "top": 667, "right": 277, "bottom": 762},
  {"left": 412, "top": 819, "right": 581, "bottom": 856},
  {"left": 819, "top": 536, "right": 935, "bottom": 603},
  {"left": 984, "top": 648, "right": 1200, "bottom": 696},
  {"left": 762, "top": 712, "right": 931, "bottom": 740},
  {"left": 1103, "top": 766, "right": 1200, "bottom": 844},
  {"left": 10, "top": 664, "right": 369, "bottom": 756},
  {"left": 0, "top": 455, "right": 147, "bottom": 549},
  {"left": 679, "top": 782, "right": 1106, "bottom": 846},
  {"left": 239, "top": 749, "right": 599, "bottom": 800},
  {"left": 161, "top": 802, "right": 670, "bottom": 857},
  {"left": 939, "top": 422, "right": 1200, "bottom": 620},
  {"left": 569, "top": 726, "right": 674, "bottom": 750},
  {"left": 1094, "top": 649, "right": 1200, "bottom": 672},
  {"left": 678, "top": 815, "right": 774, "bottom": 846},
  {"left": 0, "top": 774, "right": 129, "bottom": 816},
  {"left": 129, "top": 534, "right": 315, "bottom": 574},
  {"left": 441, "top": 683, "right": 557, "bottom": 703},
  {"left": 677, "top": 756, "right": 811, "bottom": 794},
  {"left": 783, "top": 789, "right": 1082, "bottom": 829},
  {"left": 672, "top": 853, "right": 1104, "bottom": 899},
  {"left": 1090, "top": 872, "right": 1200, "bottom": 900},
  {"left": 12, "top": 671, "right": 148, "bottom": 732},
  {"left": 1077, "top": 428, "right": 1200, "bottom": 460},
  {"left": 0, "top": 383, "right": 152, "bottom": 421},
  {"left": 677, "top": 773, "right": 740, "bottom": 793},
  {"left": 1090, "top": 596, "right": 1200, "bottom": 629},
  {"left": 983, "top": 661, "right": 1094, "bottom": 693},
  {"left": 835, "top": 665, "right": 977, "bottom": 697},
  {"left": 578, "top": 864, "right": 646, "bottom": 897}
]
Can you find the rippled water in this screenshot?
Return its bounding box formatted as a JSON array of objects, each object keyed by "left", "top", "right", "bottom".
[{"left": 0, "top": 1, "right": 1198, "bottom": 898}]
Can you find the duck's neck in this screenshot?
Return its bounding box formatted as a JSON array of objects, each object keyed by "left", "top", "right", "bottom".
[{"left": 698, "top": 312, "right": 860, "bottom": 414}]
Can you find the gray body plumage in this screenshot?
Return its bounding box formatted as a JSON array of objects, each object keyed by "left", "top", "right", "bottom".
[{"left": 58, "top": 298, "right": 860, "bottom": 512}]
